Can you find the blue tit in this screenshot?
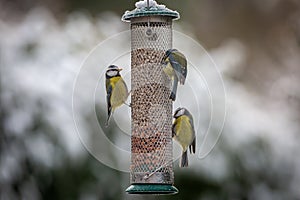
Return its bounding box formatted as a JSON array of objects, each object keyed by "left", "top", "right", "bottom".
[
  {"left": 105, "top": 65, "right": 129, "bottom": 126},
  {"left": 172, "top": 107, "right": 196, "bottom": 167},
  {"left": 162, "top": 49, "right": 187, "bottom": 101}
]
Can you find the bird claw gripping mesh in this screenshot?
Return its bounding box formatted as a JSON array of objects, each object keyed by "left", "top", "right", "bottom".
[{"left": 130, "top": 17, "right": 174, "bottom": 184}]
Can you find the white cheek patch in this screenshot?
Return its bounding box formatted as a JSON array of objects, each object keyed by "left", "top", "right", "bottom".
[
  {"left": 107, "top": 70, "right": 118, "bottom": 77},
  {"left": 178, "top": 109, "right": 185, "bottom": 116},
  {"left": 175, "top": 108, "right": 185, "bottom": 117}
]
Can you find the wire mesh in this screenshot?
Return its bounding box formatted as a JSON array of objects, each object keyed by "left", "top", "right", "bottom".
[{"left": 130, "top": 16, "right": 174, "bottom": 184}]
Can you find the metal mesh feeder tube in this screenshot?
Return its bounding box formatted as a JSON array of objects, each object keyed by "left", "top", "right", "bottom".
[{"left": 122, "top": 1, "right": 179, "bottom": 195}]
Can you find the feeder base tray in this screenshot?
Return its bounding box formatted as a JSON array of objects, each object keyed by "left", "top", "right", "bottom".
[{"left": 126, "top": 184, "right": 178, "bottom": 195}]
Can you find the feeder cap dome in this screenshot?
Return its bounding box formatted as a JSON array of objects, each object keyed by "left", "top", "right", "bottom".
[{"left": 122, "top": 0, "right": 180, "bottom": 21}]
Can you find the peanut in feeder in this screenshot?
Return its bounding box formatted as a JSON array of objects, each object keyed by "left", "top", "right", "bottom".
[{"left": 122, "top": 0, "right": 180, "bottom": 194}]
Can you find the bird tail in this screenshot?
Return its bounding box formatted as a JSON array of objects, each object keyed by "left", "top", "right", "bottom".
[
  {"left": 105, "top": 108, "right": 112, "bottom": 127},
  {"left": 180, "top": 76, "right": 186, "bottom": 85},
  {"left": 170, "top": 76, "right": 178, "bottom": 101},
  {"left": 180, "top": 150, "right": 188, "bottom": 167}
]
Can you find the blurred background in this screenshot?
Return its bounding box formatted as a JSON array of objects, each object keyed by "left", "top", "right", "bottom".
[{"left": 1, "top": 0, "right": 300, "bottom": 199}]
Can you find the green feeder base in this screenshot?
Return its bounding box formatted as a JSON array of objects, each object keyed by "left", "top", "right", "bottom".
[{"left": 126, "top": 184, "right": 178, "bottom": 195}]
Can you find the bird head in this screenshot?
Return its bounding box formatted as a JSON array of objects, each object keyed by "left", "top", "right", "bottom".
[
  {"left": 173, "top": 107, "right": 192, "bottom": 118},
  {"left": 106, "top": 65, "right": 122, "bottom": 78},
  {"left": 161, "top": 49, "right": 177, "bottom": 65},
  {"left": 166, "top": 49, "right": 177, "bottom": 56},
  {"left": 173, "top": 107, "right": 186, "bottom": 118}
]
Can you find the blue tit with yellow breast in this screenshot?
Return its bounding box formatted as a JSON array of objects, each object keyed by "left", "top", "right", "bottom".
[
  {"left": 105, "top": 65, "right": 129, "bottom": 126},
  {"left": 172, "top": 107, "right": 196, "bottom": 167},
  {"left": 161, "top": 49, "right": 187, "bottom": 101}
]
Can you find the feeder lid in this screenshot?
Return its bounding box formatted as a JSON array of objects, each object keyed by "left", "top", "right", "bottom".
[{"left": 122, "top": 0, "right": 180, "bottom": 21}]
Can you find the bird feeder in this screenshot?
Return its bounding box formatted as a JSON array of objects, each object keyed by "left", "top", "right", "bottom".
[{"left": 122, "top": 0, "right": 179, "bottom": 194}]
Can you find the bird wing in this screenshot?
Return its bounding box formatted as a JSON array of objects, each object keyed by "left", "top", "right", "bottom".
[
  {"left": 172, "top": 121, "right": 176, "bottom": 138},
  {"left": 190, "top": 136, "right": 196, "bottom": 154},
  {"left": 106, "top": 84, "right": 113, "bottom": 120},
  {"left": 189, "top": 116, "right": 196, "bottom": 154},
  {"left": 169, "top": 53, "right": 182, "bottom": 82},
  {"left": 105, "top": 78, "right": 110, "bottom": 92},
  {"left": 120, "top": 78, "right": 129, "bottom": 101},
  {"left": 171, "top": 51, "right": 187, "bottom": 84}
]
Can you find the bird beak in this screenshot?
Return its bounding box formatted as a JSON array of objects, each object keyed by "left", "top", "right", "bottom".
[{"left": 118, "top": 68, "right": 123, "bottom": 71}]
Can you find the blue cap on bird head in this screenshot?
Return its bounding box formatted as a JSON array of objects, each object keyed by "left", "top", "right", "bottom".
[
  {"left": 166, "top": 49, "right": 177, "bottom": 57},
  {"left": 162, "top": 49, "right": 176, "bottom": 64},
  {"left": 108, "top": 65, "right": 119, "bottom": 70}
]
